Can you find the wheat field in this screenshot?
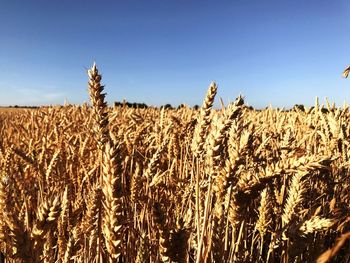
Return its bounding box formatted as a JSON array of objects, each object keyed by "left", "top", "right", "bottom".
[{"left": 1, "top": 63, "right": 350, "bottom": 262}]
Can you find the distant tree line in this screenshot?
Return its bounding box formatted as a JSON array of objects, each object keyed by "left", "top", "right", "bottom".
[
  {"left": 114, "top": 101, "right": 149, "bottom": 109},
  {"left": 5, "top": 105, "right": 39, "bottom": 109},
  {"left": 292, "top": 104, "right": 334, "bottom": 113},
  {"left": 5, "top": 103, "right": 337, "bottom": 114},
  {"left": 113, "top": 101, "right": 200, "bottom": 110}
]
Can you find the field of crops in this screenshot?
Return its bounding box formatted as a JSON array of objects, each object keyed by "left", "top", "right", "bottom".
[{"left": 1, "top": 64, "right": 350, "bottom": 262}]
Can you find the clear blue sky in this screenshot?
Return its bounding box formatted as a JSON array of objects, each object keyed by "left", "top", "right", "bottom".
[{"left": 1, "top": 0, "right": 350, "bottom": 108}]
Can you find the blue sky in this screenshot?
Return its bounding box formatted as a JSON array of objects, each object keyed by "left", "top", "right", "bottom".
[{"left": 1, "top": 0, "right": 350, "bottom": 108}]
